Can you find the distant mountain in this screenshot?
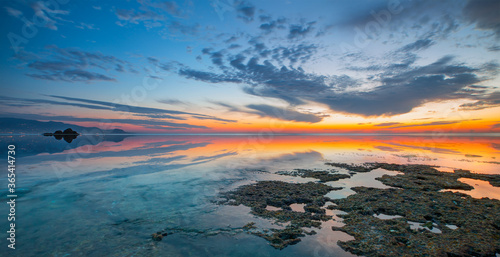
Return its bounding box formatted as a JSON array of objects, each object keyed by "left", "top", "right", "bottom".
[{"left": 0, "top": 118, "right": 129, "bottom": 134}]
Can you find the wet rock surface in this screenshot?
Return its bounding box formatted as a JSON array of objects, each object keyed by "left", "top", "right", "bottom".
[
  {"left": 214, "top": 162, "right": 500, "bottom": 255},
  {"left": 277, "top": 169, "right": 351, "bottom": 182},
  {"left": 331, "top": 163, "right": 500, "bottom": 256},
  {"left": 333, "top": 187, "right": 500, "bottom": 256},
  {"left": 326, "top": 162, "right": 375, "bottom": 173},
  {"left": 218, "top": 180, "right": 341, "bottom": 249}
]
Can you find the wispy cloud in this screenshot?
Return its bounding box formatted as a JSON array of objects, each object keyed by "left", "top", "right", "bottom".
[
  {"left": 0, "top": 112, "right": 209, "bottom": 130},
  {"left": 114, "top": 0, "right": 198, "bottom": 37},
  {"left": 17, "top": 45, "right": 134, "bottom": 83},
  {"left": 374, "top": 122, "right": 404, "bottom": 127},
  {"left": 245, "top": 104, "right": 324, "bottom": 123},
  {"left": 0, "top": 94, "right": 237, "bottom": 130},
  {"left": 212, "top": 102, "right": 326, "bottom": 123},
  {"left": 46, "top": 95, "right": 236, "bottom": 123},
  {"left": 459, "top": 92, "right": 500, "bottom": 111},
  {"left": 388, "top": 120, "right": 476, "bottom": 129}
]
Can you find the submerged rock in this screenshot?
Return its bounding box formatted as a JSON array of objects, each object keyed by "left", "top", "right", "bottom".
[{"left": 151, "top": 232, "right": 166, "bottom": 241}]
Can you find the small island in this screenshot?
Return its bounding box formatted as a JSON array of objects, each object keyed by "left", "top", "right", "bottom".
[{"left": 43, "top": 128, "right": 79, "bottom": 143}]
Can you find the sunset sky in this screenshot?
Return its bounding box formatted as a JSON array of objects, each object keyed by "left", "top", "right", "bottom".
[{"left": 1, "top": 0, "right": 499, "bottom": 133}]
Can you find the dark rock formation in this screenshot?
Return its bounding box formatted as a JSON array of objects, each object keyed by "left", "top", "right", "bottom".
[{"left": 43, "top": 128, "right": 79, "bottom": 143}]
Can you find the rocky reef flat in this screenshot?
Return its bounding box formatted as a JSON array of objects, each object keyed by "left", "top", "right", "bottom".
[
  {"left": 219, "top": 180, "right": 340, "bottom": 249},
  {"left": 218, "top": 162, "right": 500, "bottom": 256}
]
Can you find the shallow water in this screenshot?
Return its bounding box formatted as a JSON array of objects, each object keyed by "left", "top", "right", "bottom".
[{"left": 0, "top": 134, "right": 498, "bottom": 256}]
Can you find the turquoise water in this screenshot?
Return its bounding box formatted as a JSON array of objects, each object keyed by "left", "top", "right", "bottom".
[{"left": 1, "top": 135, "right": 499, "bottom": 256}]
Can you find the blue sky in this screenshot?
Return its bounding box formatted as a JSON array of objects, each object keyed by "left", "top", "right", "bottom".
[{"left": 1, "top": 0, "right": 499, "bottom": 133}]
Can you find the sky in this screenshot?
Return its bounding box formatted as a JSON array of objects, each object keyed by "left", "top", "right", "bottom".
[{"left": 0, "top": 0, "right": 499, "bottom": 133}]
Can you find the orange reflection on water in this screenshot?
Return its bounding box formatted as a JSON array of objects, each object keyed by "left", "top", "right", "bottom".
[
  {"left": 443, "top": 178, "right": 500, "bottom": 200},
  {"left": 31, "top": 135, "right": 500, "bottom": 175}
]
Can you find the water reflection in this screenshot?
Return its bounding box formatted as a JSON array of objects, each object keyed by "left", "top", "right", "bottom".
[{"left": 0, "top": 134, "right": 498, "bottom": 256}]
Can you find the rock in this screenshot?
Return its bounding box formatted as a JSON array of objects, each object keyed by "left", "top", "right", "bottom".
[
  {"left": 242, "top": 222, "right": 256, "bottom": 230},
  {"left": 277, "top": 169, "right": 350, "bottom": 182},
  {"left": 330, "top": 162, "right": 500, "bottom": 257},
  {"left": 151, "top": 232, "right": 164, "bottom": 241},
  {"left": 219, "top": 180, "right": 341, "bottom": 249}
]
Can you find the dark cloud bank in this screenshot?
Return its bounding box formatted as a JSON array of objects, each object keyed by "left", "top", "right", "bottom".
[{"left": 175, "top": 51, "right": 494, "bottom": 117}]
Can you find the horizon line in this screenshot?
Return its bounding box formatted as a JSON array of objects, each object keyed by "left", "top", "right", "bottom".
[{"left": 2, "top": 132, "right": 500, "bottom": 137}]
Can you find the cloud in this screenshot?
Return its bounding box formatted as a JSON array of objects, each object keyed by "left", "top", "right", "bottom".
[
  {"left": 398, "top": 39, "right": 435, "bottom": 52},
  {"left": 115, "top": 8, "right": 163, "bottom": 26},
  {"left": 374, "top": 146, "right": 401, "bottom": 152},
  {"left": 388, "top": 120, "right": 464, "bottom": 129},
  {"left": 0, "top": 112, "right": 209, "bottom": 130},
  {"left": 179, "top": 69, "right": 242, "bottom": 83},
  {"left": 201, "top": 48, "right": 225, "bottom": 67},
  {"left": 177, "top": 53, "right": 483, "bottom": 116},
  {"left": 288, "top": 21, "right": 316, "bottom": 39},
  {"left": 209, "top": 101, "right": 243, "bottom": 112},
  {"left": 114, "top": 0, "right": 197, "bottom": 37},
  {"left": 459, "top": 92, "right": 500, "bottom": 110},
  {"left": 157, "top": 99, "right": 189, "bottom": 106},
  {"left": 332, "top": 0, "right": 470, "bottom": 48},
  {"left": 374, "top": 122, "right": 404, "bottom": 127},
  {"left": 487, "top": 45, "right": 500, "bottom": 52},
  {"left": 75, "top": 22, "right": 98, "bottom": 30},
  {"left": 463, "top": 0, "right": 500, "bottom": 37},
  {"left": 166, "top": 21, "right": 199, "bottom": 36},
  {"left": 245, "top": 104, "right": 324, "bottom": 123},
  {"left": 270, "top": 44, "right": 318, "bottom": 65},
  {"left": 156, "top": 1, "right": 181, "bottom": 16},
  {"left": 46, "top": 95, "right": 237, "bottom": 122},
  {"left": 19, "top": 45, "right": 132, "bottom": 82},
  {"left": 4, "top": 1, "right": 71, "bottom": 30},
  {"left": 234, "top": 1, "right": 255, "bottom": 22},
  {"left": 492, "top": 123, "right": 500, "bottom": 129},
  {"left": 0, "top": 95, "right": 113, "bottom": 111},
  {"left": 28, "top": 70, "right": 115, "bottom": 82},
  {"left": 30, "top": 1, "right": 70, "bottom": 30},
  {"left": 259, "top": 17, "right": 287, "bottom": 33},
  {"left": 212, "top": 102, "right": 325, "bottom": 123},
  {"left": 0, "top": 94, "right": 236, "bottom": 128}
]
